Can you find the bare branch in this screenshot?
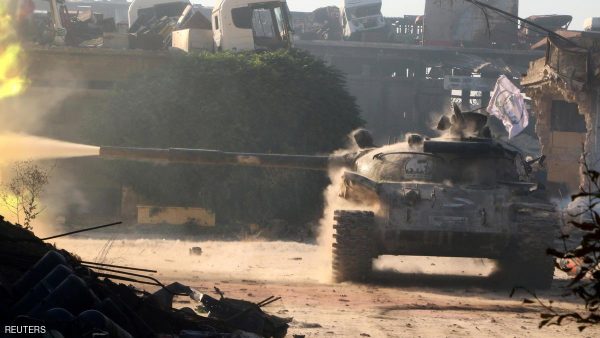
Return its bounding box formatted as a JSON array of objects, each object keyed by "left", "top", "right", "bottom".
[{"left": 0, "top": 161, "right": 50, "bottom": 230}]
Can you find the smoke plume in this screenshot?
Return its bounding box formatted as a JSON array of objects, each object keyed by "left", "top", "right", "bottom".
[{"left": 313, "top": 137, "right": 384, "bottom": 282}]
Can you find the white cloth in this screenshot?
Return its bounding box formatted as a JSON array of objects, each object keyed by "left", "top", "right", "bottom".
[{"left": 486, "top": 75, "right": 529, "bottom": 139}]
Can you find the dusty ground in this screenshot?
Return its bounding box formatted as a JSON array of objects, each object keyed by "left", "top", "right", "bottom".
[{"left": 54, "top": 238, "right": 600, "bottom": 337}]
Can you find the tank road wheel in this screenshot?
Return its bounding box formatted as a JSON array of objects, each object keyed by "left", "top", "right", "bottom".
[{"left": 332, "top": 210, "right": 376, "bottom": 283}]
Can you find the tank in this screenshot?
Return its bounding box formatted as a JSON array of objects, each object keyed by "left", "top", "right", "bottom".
[{"left": 99, "top": 107, "right": 557, "bottom": 288}]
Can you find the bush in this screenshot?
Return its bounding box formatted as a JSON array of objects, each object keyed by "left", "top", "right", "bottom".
[{"left": 82, "top": 49, "right": 363, "bottom": 227}]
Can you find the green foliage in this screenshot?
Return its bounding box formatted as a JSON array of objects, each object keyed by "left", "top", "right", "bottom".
[
  {"left": 82, "top": 49, "right": 363, "bottom": 225},
  {"left": 513, "top": 161, "right": 600, "bottom": 331},
  {"left": 543, "top": 162, "right": 600, "bottom": 330}
]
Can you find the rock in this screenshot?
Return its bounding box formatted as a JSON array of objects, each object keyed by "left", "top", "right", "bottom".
[
  {"left": 294, "top": 321, "right": 322, "bottom": 329},
  {"left": 189, "top": 246, "right": 203, "bottom": 255}
]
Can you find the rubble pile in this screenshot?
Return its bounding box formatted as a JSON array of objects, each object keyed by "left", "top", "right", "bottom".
[
  {"left": 28, "top": 7, "right": 110, "bottom": 47},
  {"left": 128, "top": 2, "right": 189, "bottom": 50},
  {"left": 0, "top": 216, "right": 290, "bottom": 337},
  {"left": 64, "top": 9, "right": 112, "bottom": 48}
]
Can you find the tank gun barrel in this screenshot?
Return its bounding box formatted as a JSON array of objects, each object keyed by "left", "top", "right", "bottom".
[{"left": 99, "top": 146, "right": 351, "bottom": 171}]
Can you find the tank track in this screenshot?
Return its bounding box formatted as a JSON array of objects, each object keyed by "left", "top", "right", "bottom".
[
  {"left": 332, "top": 210, "right": 376, "bottom": 282},
  {"left": 494, "top": 205, "right": 557, "bottom": 289}
]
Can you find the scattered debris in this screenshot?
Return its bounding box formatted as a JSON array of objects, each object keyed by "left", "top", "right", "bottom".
[
  {"left": 128, "top": 2, "right": 188, "bottom": 50},
  {"left": 200, "top": 291, "right": 290, "bottom": 338},
  {"left": 0, "top": 217, "right": 290, "bottom": 337},
  {"left": 557, "top": 257, "right": 583, "bottom": 276},
  {"left": 293, "top": 321, "right": 322, "bottom": 329},
  {"left": 189, "top": 246, "right": 203, "bottom": 256}
]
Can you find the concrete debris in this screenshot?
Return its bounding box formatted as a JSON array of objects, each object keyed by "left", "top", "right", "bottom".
[
  {"left": 64, "top": 9, "right": 107, "bottom": 47},
  {"left": 522, "top": 31, "right": 600, "bottom": 194},
  {"left": 25, "top": 5, "right": 109, "bottom": 47},
  {"left": 128, "top": 2, "right": 188, "bottom": 50},
  {"left": 200, "top": 291, "right": 290, "bottom": 338},
  {"left": 0, "top": 217, "right": 289, "bottom": 337},
  {"left": 520, "top": 15, "right": 573, "bottom": 46}
]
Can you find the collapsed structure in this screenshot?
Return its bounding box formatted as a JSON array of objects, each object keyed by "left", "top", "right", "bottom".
[
  {"left": 522, "top": 32, "right": 600, "bottom": 194},
  {"left": 0, "top": 217, "right": 290, "bottom": 337}
]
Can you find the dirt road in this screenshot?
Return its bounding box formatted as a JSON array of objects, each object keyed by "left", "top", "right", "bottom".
[{"left": 54, "top": 238, "right": 599, "bottom": 337}]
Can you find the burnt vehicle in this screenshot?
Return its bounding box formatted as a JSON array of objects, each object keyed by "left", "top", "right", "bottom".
[{"left": 100, "top": 107, "right": 557, "bottom": 288}]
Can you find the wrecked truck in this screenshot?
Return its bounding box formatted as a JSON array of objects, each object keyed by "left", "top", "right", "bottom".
[
  {"left": 340, "top": 0, "right": 385, "bottom": 40},
  {"left": 167, "top": 0, "right": 293, "bottom": 52}
]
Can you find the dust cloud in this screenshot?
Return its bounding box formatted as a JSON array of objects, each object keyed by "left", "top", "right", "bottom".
[
  {"left": 314, "top": 168, "right": 369, "bottom": 283},
  {"left": 0, "top": 133, "right": 99, "bottom": 163},
  {"left": 52, "top": 237, "right": 497, "bottom": 285},
  {"left": 312, "top": 139, "right": 398, "bottom": 283},
  {"left": 374, "top": 256, "right": 495, "bottom": 277},
  {"left": 312, "top": 138, "right": 416, "bottom": 282},
  {"left": 54, "top": 238, "right": 326, "bottom": 283}
]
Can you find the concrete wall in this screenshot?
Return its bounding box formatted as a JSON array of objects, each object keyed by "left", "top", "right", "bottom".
[
  {"left": 137, "top": 205, "right": 216, "bottom": 226},
  {"left": 26, "top": 46, "right": 170, "bottom": 87}
]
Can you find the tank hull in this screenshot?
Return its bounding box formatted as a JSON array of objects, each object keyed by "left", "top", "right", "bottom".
[{"left": 380, "top": 230, "right": 516, "bottom": 258}]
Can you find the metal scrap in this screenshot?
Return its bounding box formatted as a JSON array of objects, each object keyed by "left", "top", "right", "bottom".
[{"left": 0, "top": 218, "right": 291, "bottom": 337}]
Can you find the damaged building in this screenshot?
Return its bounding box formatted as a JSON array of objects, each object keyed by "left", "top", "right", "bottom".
[{"left": 522, "top": 31, "right": 600, "bottom": 195}]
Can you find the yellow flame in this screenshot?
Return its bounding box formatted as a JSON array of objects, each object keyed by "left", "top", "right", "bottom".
[{"left": 0, "top": 3, "right": 27, "bottom": 100}]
